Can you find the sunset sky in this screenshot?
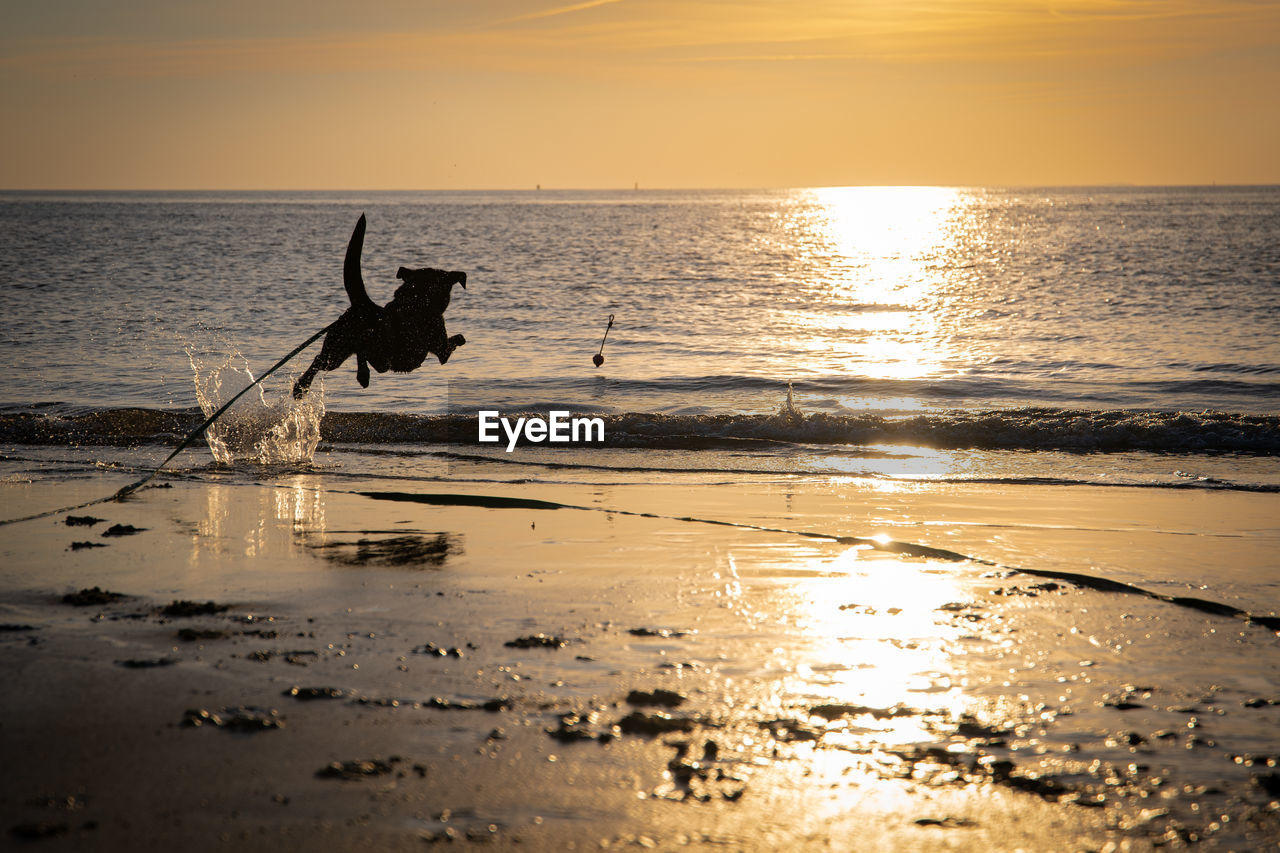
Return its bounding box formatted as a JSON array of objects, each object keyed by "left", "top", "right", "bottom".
[{"left": 2, "top": 1, "right": 1277, "bottom": 189}]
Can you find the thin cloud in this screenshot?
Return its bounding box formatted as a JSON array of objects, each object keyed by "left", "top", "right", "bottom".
[
  {"left": 0, "top": 31, "right": 490, "bottom": 79},
  {"left": 499, "top": 0, "right": 626, "bottom": 25},
  {"left": 3, "top": 0, "right": 1274, "bottom": 80}
]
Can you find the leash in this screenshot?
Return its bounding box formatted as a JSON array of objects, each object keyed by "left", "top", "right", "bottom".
[{"left": 0, "top": 321, "right": 334, "bottom": 527}]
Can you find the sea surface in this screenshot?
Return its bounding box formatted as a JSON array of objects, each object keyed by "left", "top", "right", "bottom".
[
  {"left": 0, "top": 186, "right": 1277, "bottom": 491},
  {"left": 3, "top": 187, "right": 1280, "bottom": 851}
]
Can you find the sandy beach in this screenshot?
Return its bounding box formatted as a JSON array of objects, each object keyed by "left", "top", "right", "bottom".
[{"left": 2, "top": 472, "right": 1278, "bottom": 851}]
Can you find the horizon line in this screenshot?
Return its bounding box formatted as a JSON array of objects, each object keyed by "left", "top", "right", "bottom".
[{"left": 2, "top": 182, "right": 1277, "bottom": 193}]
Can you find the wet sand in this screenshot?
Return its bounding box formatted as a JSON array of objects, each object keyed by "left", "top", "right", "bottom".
[{"left": 1, "top": 474, "right": 1279, "bottom": 850}]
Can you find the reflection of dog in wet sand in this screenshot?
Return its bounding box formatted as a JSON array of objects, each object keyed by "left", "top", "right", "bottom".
[{"left": 293, "top": 214, "right": 467, "bottom": 397}]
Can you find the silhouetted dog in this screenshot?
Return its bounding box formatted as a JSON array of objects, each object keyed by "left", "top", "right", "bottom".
[{"left": 293, "top": 215, "right": 467, "bottom": 397}]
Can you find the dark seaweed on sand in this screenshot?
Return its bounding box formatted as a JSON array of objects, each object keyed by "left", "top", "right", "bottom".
[
  {"left": 283, "top": 686, "right": 350, "bottom": 701},
  {"left": 316, "top": 758, "right": 398, "bottom": 780},
  {"left": 101, "top": 524, "right": 146, "bottom": 537},
  {"left": 504, "top": 633, "right": 565, "bottom": 649},
  {"left": 626, "top": 689, "right": 687, "bottom": 708},
  {"left": 628, "top": 627, "right": 690, "bottom": 638},
  {"left": 62, "top": 586, "right": 126, "bottom": 607},
  {"left": 413, "top": 642, "right": 464, "bottom": 657},
  {"left": 161, "top": 600, "right": 229, "bottom": 617},
  {"left": 616, "top": 711, "right": 700, "bottom": 736},
  {"left": 63, "top": 515, "right": 104, "bottom": 527},
  {"left": 547, "top": 713, "right": 600, "bottom": 742},
  {"left": 424, "top": 696, "right": 511, "bottom": 712},
  {"left": 9, "top": 821, "right": 70, "bottom": 841},
  {"left": 809, "top": 703, "right": 918, "bottom": 721},
  {"left": 176, "top": 627, "right": 229, "bottom": 642},
  {"left": 915, "top": 817, "right": 977, "bottom": 828},
  {"left": 1256, "top": 772, "right": 1280, "bottom": 797},
  {"left": 311, "top": 533, "right": 456, "bottom": 567},
  {"left": 184, "top": 707, "right": 283, "bottom": 732},
  {"left": 115, "top": 657, "right": 177, "bottom": 669}
]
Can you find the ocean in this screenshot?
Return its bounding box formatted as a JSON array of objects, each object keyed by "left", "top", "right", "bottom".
[
  {"left": 1, "top": 186, "right": 1278, "bottom": 492},
  {"left": 3, "top": 187, "right": 1280, "bottom": 849}
]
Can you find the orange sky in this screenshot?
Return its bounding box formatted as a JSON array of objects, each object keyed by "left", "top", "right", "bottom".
[{"left": 2, "top": 1, "right": 1277, "bottom": 189}]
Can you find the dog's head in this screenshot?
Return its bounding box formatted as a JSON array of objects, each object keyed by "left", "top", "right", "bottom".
[{"left": 392, "top": 267, "right": 467, "bottom": 311}]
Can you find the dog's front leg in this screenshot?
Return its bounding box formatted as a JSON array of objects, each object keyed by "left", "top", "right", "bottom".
[
  {"left": 357, "top": 353, "right": 371, "bottom": 388},
  {"left": 436, "top": 332, "right": 466, "bottom": 365}
]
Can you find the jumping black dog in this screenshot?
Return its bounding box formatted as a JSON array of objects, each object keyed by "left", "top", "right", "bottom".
[{"left": 293, "top": 214, "right": 467, "bottom": 397}]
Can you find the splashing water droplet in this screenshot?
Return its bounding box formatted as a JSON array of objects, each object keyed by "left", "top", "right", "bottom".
[
  {"left": 776, "top": 380, "right": 803, "bottom": 425},
  {"left": 185, "top": 344, "right": 324, "bottom": 464}
]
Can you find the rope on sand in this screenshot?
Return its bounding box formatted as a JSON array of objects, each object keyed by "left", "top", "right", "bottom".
[{"left": 0, "top": 322, "right": 333, "bottom": 527}]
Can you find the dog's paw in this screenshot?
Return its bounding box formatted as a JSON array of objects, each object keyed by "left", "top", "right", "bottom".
[
  {"left": 292, "top": 370, "right": 314, "bottom": 399},
  {"left": 448, "top": 334, "right": 466, "bottom": 347}
]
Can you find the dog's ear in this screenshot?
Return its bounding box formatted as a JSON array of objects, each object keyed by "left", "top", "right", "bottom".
[
  {"left": 453, "top": 271, "right": 466, "bottom": 289},
  {"left": 396, "top": 266, "right": 411, "bottom": 281}
]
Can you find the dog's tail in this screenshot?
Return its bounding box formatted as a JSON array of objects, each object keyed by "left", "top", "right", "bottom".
[{"left": 343, "top": 214, "right": 376, "bottom": 311}]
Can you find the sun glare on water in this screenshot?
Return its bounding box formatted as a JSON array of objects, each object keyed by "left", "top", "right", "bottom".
[
  {"left": 797, "top": 545, "right": 972, "bottom": 722},
  {"left": 783, "top": 186, "right": 973, "bottom": 391}
]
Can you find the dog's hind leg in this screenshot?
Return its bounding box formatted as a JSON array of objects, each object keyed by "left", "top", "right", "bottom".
[
  {"left": 294, "top": 346, "right": 355, "bottom": 397},
  {"left": 292, "top": 311, "right": 361, "bottom": 397},
  {"left": 293, "top": 363, "right": 320, "bottom": 398}
]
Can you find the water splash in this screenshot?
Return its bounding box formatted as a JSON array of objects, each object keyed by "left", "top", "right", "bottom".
[
  {"left": 776, "top": 380, "right": 804, "bottom": 426},
  {"left": 185, "top": 343, "right": 324, "bottom": 464}
]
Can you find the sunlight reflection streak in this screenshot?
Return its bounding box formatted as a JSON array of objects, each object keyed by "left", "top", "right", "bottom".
[{"left": 783, "top": 186, "right": 972, "bottom": 384}]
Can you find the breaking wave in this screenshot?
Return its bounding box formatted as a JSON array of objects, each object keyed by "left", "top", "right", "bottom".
[{"left": 1, "top": 405, "right": 1276, "bottom": 456}]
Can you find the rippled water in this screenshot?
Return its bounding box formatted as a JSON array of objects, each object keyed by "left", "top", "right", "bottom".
[{"left": 1, "top": 187, "right": 1277, "bottom": 482}]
